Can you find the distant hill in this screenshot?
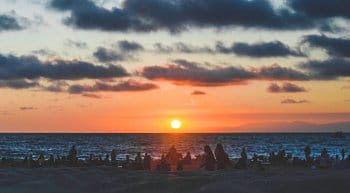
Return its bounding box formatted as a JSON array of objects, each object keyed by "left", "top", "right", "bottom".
[{"left": 228, "top": 121, "right": 350, "bottom": 133}]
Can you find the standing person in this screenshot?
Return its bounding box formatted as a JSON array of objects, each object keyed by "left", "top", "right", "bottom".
[
  {"left": 304, "top": 145, "right": 312, "bottom": 166},
  {"left": 200, "top": 145, "right": 216, "bottom": 171},
  {"left": 304, "top": 145, "right": 311, "bottom": 160},
  {"left": 111, "top": 149, "right": 117, "bottom": 164},
  {"left": 143, "top": 153, "right": 152, "bottom": 170},
  {"left": 134, "top": 152, "right": 143, "bottom": 170},
  {"left": 67, "top": 145, "right": 78, "bottom": 166},
  {"left": 214, "top": 143, "right": 231, "bottom": 169},
  {"left": 341, "top": 148, "right": 346, "bottom": 160},
  {"left": 235, "top": 148, "right": 248, "bottom": 169}
]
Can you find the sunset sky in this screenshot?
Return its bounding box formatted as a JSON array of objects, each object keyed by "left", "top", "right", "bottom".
[{"left": 0, "top": 0, "right": 350, "bottom": 133}]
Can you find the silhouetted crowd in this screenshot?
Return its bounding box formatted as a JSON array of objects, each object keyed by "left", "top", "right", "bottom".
[{"left": 1, "top": 144, "right": 349, "bottom": 171}]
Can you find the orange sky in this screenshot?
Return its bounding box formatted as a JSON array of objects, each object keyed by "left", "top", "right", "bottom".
[{"left": 1, "top": 0, "right": 350, "bottom": 133}]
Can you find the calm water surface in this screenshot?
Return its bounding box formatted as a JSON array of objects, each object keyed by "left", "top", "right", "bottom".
[{"left": 0, "top": 133, "right": 348, "bottom": 160}]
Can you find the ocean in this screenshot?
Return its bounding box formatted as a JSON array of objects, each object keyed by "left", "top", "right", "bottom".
[{"left": 0, "top": 133, "right": 348, "bottom": 160}]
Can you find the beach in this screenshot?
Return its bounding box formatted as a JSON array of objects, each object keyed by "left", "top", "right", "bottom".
[{"left": 0, "top": 167, "right": 349, "bottom": 193}]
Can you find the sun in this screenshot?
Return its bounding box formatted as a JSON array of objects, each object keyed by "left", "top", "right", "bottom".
[{"left": 170, "top": 120, "right": 182, "bottom": 129}]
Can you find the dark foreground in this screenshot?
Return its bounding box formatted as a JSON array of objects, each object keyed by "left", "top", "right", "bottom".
[{"left": 0, "top": 167, "right": 349, "bottom": 193}]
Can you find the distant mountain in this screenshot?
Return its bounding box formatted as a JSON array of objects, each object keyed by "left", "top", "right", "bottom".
[{"left": 228, "top": 121, "right": 350, "bottom": 133}]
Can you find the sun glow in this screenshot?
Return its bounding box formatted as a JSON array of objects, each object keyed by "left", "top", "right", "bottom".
[{"left": 170, "top": 120, "right": 182, "bottom": 129}]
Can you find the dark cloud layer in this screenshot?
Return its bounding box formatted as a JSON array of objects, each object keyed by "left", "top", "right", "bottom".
[
  {"left": 281, "top": 99, "right": 309, "bottom": 104},
  {"left": 93, "top": 47, "right": 126, "bottom": 62},
  {"left": 218, "top": 41, "right": 305, "bottom": 58},
  {"left": 93, "top": 40, "right": 143, "bottom": 62},
  {"left": 300, "top": 58, "right": 350, "bottom": 79},
  {"left": 154, "top": 41, "right": 304, "bottom": 58},
  {"left": 140, "top": 60, "right": 310, "bottom": 86},
  {"left": 68, "top": 79, "right": 159, "bottom": 94},
  {"left": 302, "top": 35, "right": 350, "bottom": 57},
  {"left": 0, "top": 14, "right": 23, "bottom": 31},
  {"left": 49, "top": 0, "right": 342, "bottom": 33},
  {"left": 0, "top": 54, "right": 129, "bottom": 80},
  {"left": 257, "top": 64, "right": 310, "bottom": 81},
  {"left": 154, "top": 42, "right": 213, "bottom": 54},
  {"left": 117, "top": 40, "right": 144, "bottom": 52},
  {"left": 289, "top": 0, "right": 350, "bottom": 19},
  {"left": 0, "top": 79, "right": 39, "bottom": 89},
  {"left": 268, "top": 83, "right": 307, "bottom": 93}
]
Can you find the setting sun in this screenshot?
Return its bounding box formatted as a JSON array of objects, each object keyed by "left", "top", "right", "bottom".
[{"left": 170, "top": 120, "right": 182, "bottom": 129}]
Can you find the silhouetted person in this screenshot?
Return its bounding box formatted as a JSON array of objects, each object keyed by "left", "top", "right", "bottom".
[
  {"left": 37, "top": 153, "right": 45, "bottom": 167},
  {"left": 200, "top": 145, "right": 216, "bottom": 171},
  {"left": 304, "top": 145, "right": 312, "bottom": 166},
  {"left": 177, "top": 160, "right": 183, "bottom": 171},
  {"left": 166, "top": 145, "right": 182, "bottom": 165},
  {"left": 48, "top": 155, "right": 55, "bottom": 167},
  {"left": 55, "top": 155, "right": 61, "bottom": 166},
  {"left": 214, "top": 143, "right": 231, "bottom": 169},
  {"left": 61, "top": 156, "right": 67, "bottom": 165},
  {"left": 111, "top": 149, "right": 117, "bottom": 164},
  {"left": 321, "top": 148, "right": 329, "bottom": 158},
  {"left": 123, "top": 155, "right": 131, "bottom": 169},
  {"left": 341, "top": 148, "right": 346, "bottom": 160},
  {"left": 304, "top": 146, "right": 311, "bottom": 160},
  {"left": 134, "top": 152, "right": 143, "bottom": 170},
  {"left": 269, "top": 151, "right": 277, "bottom": 163},
  {"left": 143, "top": 153, "right": 152, "bottom": 170},
  {"left": 183, "top": 152, "right": 192, "bottom": 165},
  {"left": 235, "top": 148, "right": 248, "bottom": 169},
  {"left": 68, "top": 145, "right": 77, "bottom": 165},
  {"left": 23, "top": 156, "right": 28, "bottom": 168},
  {"left": 156, "top": 155, "right": 170, "bottom": 171},
  {"left": 104, "top": 154, "right": 110, "bottom": 165}
]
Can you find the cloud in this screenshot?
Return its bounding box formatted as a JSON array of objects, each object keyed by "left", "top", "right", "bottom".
[
  {"left": 0, "top": 79, "right": 40, "bottom": 89},
  {"left": 117, "top": 40, "right": 144, "bottom": 52},
  {"left": 42, "top": 80, "right": 68, "bottom": 92},
  {"left": 281, "top": 99, "right": 309, "bottom": 104},
  {"left": 64, "top": 39, "right": 88, "bottom": 49},
  {"left": 0, "top": 14, "right": 24, "bottom": 31},
  {"left": 140, "top": 59, "right": 310, "bottom": 86},
  {"left": 140, "top": 59, "right": 256, "bottom": 86},
  {"left": 154, "top": 42, "right": 213, "bottom": 54},
  {"left": 49, "top": 0, "right": 333, "bottom": 33},
  {"left": 300, "top": 58, "right": 350, "bottom": 79},
  {"left": 68, "top": 79, "right": 159, "bottom": 94},
  {"left": 289, "top": 0, "right": 350, "bottom": 19},
  {"left": 267, "top": 83, "right": 307, "bottom": 93},
  {"left": 19, "top": 106, "right": 37, "bottom": 110},
  {"left": 31, "top": 49, "right": 57, "bottom": 57},
  {"left": 93, "top": 40, "right": 144, "bottom": 62},
  {"left": 153, "top": 41, "right": 304, "bottom": 58},
  {"left": 302, "top": 35, "right": 350, "bottom": 57},
  {"left": 257, "top": 64, "right": 310, "bottom": 81},
  {"left": 82, "top": 93, "right": 102, "bottom": 99},
  {"left": 216, "top": 41, "right": 305, "bottom": 58},
  {"left": 0, "top": 54, "right": 129, "bottom": 80},
  {"left": 192, "top": 90, "right": 206, "bottom": 95},
  {"left": 93, "top": 47, "right": 126, "bottom": 62}
]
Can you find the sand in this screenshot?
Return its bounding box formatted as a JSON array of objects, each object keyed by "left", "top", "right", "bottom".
[{"left": 0, "top": 167, "right": 349, "bottom": 193}]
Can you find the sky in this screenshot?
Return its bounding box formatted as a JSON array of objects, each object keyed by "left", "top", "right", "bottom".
[{"left": 0, "top": 0, "right": 350, "bottom": 133}]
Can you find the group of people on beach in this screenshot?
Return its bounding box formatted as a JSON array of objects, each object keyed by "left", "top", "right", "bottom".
[{"left": 0, "top": 144, "right": 349, "bottom": 171}]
